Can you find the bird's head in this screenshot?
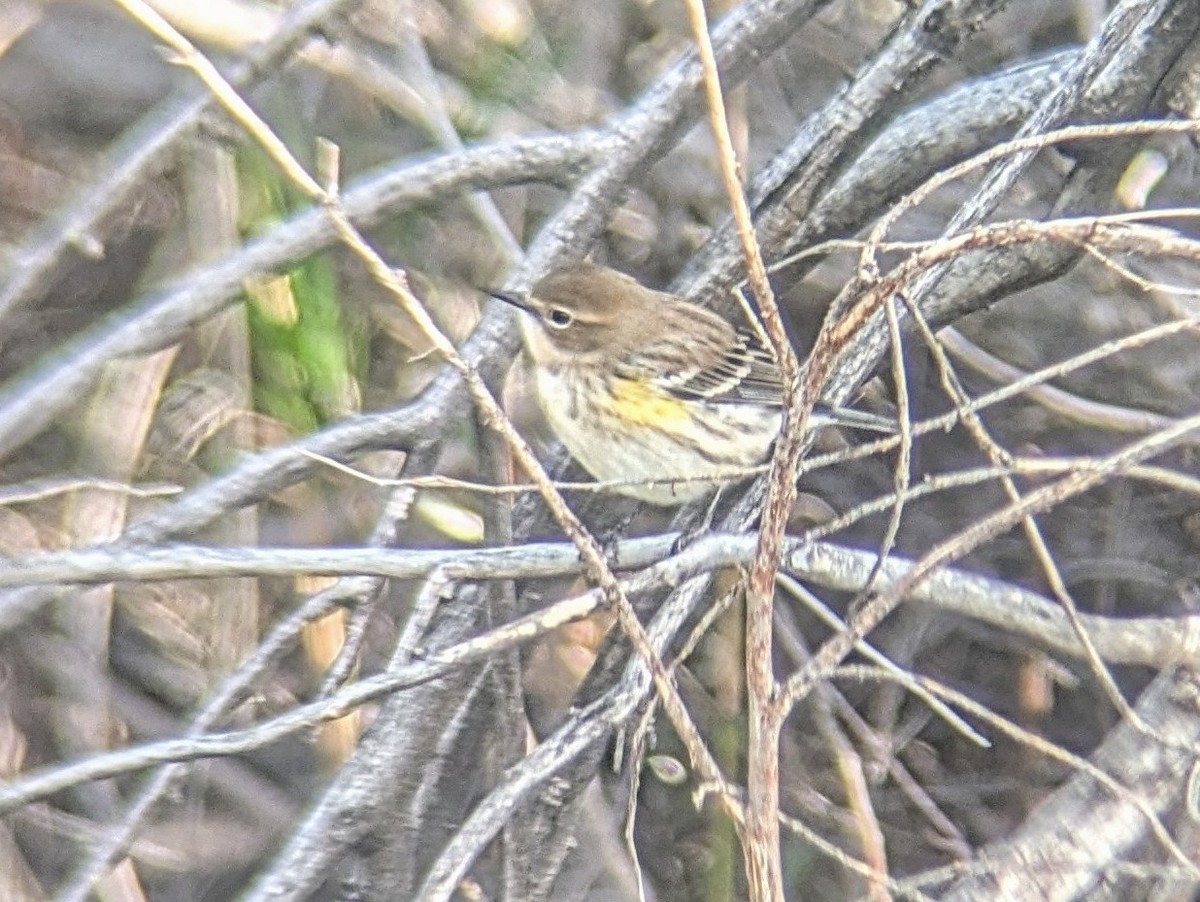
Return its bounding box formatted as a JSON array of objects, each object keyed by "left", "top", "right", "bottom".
[{"left": 489, "top": 262, "right": 656, "bottom": 365}]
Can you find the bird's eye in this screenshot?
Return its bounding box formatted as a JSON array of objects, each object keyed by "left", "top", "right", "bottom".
[{"left": 546, "top": 308, "right": 573, "bottom": 329}]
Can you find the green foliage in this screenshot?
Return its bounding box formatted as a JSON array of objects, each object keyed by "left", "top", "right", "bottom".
[{"left": 237, "top": 145, "right": 362, "bottom": 432}]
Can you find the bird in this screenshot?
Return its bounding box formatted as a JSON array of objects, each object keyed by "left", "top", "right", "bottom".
[{"left": 489, "top": 261, "right": 893, "bottom": 505}]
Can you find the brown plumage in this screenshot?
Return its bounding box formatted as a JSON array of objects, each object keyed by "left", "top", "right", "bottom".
[
  {"left": 495, "top": 263, "right": 778, "bottom": 392},
  {"left": 489, "top": 262, "right": 892, "bottom": 504}
]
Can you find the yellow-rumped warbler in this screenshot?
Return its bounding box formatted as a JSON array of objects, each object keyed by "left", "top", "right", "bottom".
[{"left": 490, "top": 262, "right": 893, "bottom": 505}]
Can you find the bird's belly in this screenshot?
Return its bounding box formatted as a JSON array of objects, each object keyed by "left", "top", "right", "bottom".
[{"left": 536, "top": 369, "right": 778, "bottom": 505}]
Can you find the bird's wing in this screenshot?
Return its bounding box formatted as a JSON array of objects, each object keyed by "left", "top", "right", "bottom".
[
  {"left": 623, "top": 315, "right": 895, "bottom": 432},
  {"left": 653, "top": 326, "right": 783, "bottom": 406}
]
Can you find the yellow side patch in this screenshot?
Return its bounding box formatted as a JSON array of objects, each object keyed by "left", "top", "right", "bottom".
[{"left": 609, "top": 378, "right": 692, "bottom": 430}]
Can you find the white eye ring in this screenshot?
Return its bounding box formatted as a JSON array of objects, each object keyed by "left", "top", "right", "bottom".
[{"left": 545, "top": 308, "right": 573, "bottom": 329}]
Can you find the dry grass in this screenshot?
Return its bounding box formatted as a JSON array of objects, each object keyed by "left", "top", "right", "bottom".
[{"left": 1, "top": 0, "right": 1200, "bottom": 899}]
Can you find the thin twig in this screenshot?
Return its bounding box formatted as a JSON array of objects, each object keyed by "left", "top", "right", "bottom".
[{"left": 681, "top": 0, "right": 792, "bottom": 892}]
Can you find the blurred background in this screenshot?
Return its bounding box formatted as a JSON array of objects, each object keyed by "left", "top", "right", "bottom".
[{"left": 1, "top": 0, "right": 1199, "bottom": 899}]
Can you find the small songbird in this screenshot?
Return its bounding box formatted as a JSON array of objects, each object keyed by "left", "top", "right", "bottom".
[{"left": 490, "top": 262, "right": 893, "bottom": 505}]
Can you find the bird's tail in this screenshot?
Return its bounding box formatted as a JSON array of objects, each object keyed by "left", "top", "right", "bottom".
[{"left": 814, "top": 405, "right": 896, "bottom": 434}]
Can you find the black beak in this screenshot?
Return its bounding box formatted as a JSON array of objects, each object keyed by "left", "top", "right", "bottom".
[{"left": 486, "top": 288, "right": 534, "bottom": 313}]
